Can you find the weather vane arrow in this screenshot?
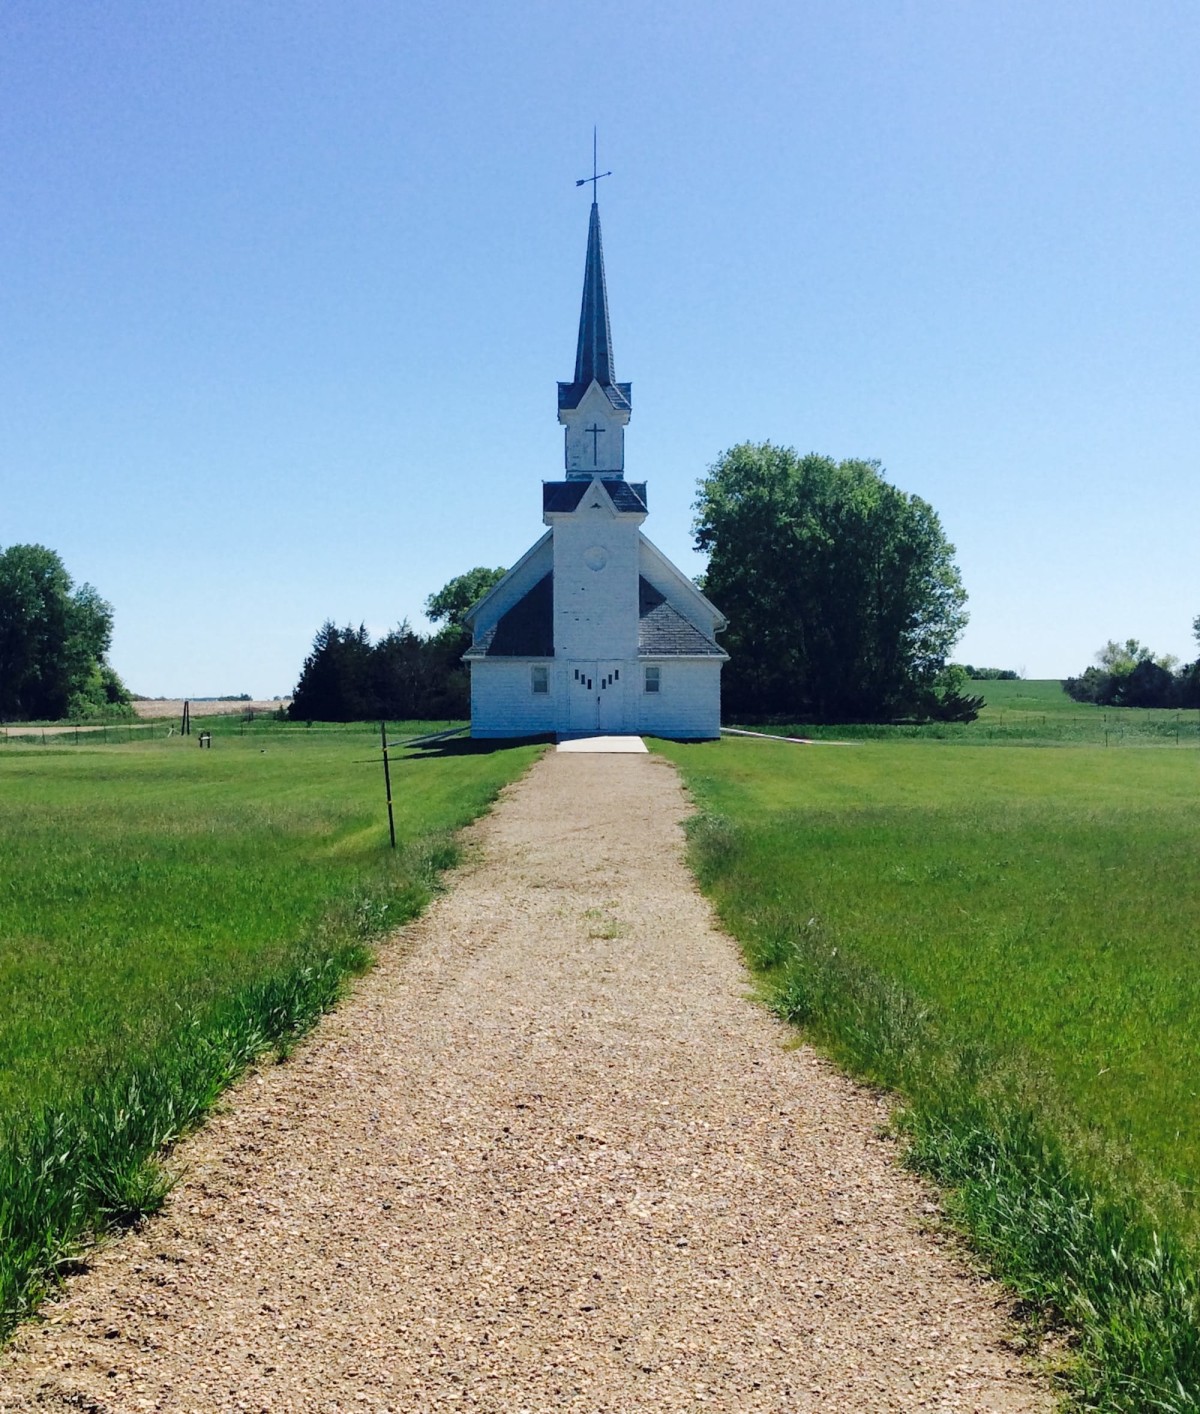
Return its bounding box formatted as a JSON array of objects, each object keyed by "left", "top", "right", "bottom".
[{"left": 576, "top": 126, "right": 611, "bottom": 201}]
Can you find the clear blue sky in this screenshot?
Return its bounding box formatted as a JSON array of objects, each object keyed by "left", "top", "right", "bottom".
[{"left": 3, "top": 1, "right": 1196, "bottom": 696}]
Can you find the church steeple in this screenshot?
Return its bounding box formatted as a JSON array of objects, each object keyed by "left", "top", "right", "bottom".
[
  {"left": 558, "top": 196, "right": 632, "bottom": 477},
  {"left": 574, "top": 202, "right": 615, "bottom": 389}
]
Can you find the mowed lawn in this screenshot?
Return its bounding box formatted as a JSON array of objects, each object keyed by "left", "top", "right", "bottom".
[
  {"left": 0, "top": 723, "right": 539, "bottom": 1123},
  {"left": 655, "top": 736, "right": 1200, "bottom": 1223}
]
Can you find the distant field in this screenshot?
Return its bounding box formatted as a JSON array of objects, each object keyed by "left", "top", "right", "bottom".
[
  {"left": 734, "top": 677, "right": 1200, "bottom": 746},
  {"left": 656, "top": 732, "right": 1200, "bottom": 1409},
  {"left": 973, "top": 676, "right": 1083, "bottom": 713},
  {"left": 130, "top": 697, "right": 289, "bottom": 720}
]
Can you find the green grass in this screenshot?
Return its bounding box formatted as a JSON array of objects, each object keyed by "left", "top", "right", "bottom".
[
  {"left": 734, "top": 677, "right": 1200, "bottom": 746},
  {"left": 0, "top": 720, "right": 541, "bottom": 1334},
  {"left": 655, "top": 734, "right": 1200, "bottom": 1412},
  {"left": 976, "top": 677, "right": 1087, "bottom": 713}
]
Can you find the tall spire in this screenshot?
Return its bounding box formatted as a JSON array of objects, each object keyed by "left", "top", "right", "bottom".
[
  {"left": 558, "top": 196, "right": 631, "bottom": 419},
  {"left": 574, "top": 201, "right": 615, "bottom": 388},
  {"left": 557, "top": 149, "right": 631, "bottom": 475}
]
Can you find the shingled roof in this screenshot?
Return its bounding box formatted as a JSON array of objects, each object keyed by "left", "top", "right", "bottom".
[
  {"left": 638, "top": 578, "right": 724, "bottom": 657},
  {"left": 468, "top": 573, "right": 554, "bottom": 658},
  {"left": 556, "top": 380, "right": 632, "bottom": 414},
  {"left": 543, "top": 480, "right": 647, "bottom": 514}
]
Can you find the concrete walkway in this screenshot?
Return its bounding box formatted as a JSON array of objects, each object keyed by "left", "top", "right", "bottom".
[{"left": 556, "top": 734, "right": 649, "bottom": 753}]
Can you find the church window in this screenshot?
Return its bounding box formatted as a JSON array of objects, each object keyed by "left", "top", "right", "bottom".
[
  {"left": 644, "top": 665, "right": 661, "bottom": 693},
  {"left": 531, "top": 665, "right": 549, "bottom": 694}
]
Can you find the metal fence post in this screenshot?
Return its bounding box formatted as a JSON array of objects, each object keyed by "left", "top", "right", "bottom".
[{"left": 381, "top": 721, "right": 396, "bottom": 850}]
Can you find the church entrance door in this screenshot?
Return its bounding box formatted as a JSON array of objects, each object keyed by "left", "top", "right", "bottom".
[
  {"left": 567, "top": 661, "right": 625, "bottom": 734},
  {"left": 596, "top": 660, "right": 624, "bottom": 732}
]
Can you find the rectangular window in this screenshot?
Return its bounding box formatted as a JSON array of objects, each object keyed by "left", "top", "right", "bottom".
[
  {"left": 644, "top": 665, "right": 661, "bottom": 693},
  {"left": 531, "top": 665, "right": 549, "bottom": 694}
]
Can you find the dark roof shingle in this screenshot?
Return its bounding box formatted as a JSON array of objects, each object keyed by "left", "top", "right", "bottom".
[
  {"left": 556, "top": 380, "right": 632, "bottom": 413},
  {"left": 470, "top": 573, "right": 554, "bottom": 658},
  {"left": 542, "top": 479, "right": 647, "bottom": 514},
  {"left": 638, "top": 578, "right": 724, "bottom": 657}
]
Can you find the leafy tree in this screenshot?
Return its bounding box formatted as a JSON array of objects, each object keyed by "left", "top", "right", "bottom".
[
  {"left": 1063, "top": 665, "right": 1109, "bottom": 705},
  {"left": 0, "top": 544, "right": 130, "bottom": 721},
  {"left": 425, "top": 567, "right": 506, "bottom": 631},
  {"left": 1095, "top": 639, "right": 1154, "bottom": 675},
  {"left": 694, "top": 444, "right": 968, "bottom": 720},
  {"left": 425, "top": 568, "right": 505, "bottom": 715},
  {"left": 1065, "top": 632, "right": 1200, "bottom": 708},
  {"left": 1121, "top": 658, "right": 1176, "bottom": 708}
]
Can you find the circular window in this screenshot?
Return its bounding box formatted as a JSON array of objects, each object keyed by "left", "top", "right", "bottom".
[{"left": 584, "top": 545, "right": 608, "bottom": 572}]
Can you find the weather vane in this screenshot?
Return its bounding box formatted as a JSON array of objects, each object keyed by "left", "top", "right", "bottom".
[{"left": 575, "top": 126, "right": 611, "bottom": 202}]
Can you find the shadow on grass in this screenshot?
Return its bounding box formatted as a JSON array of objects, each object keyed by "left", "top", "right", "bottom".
[{"left": 403, "top": 734, "right": 553, "bottom": 760}]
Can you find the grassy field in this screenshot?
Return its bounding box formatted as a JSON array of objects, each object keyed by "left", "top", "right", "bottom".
[
  {"left": 736, "top": 676, "right": 1200, "bottom": 746},
  {"left": 655, "top": 732, "right": 1200, "bottom": 1412},
  {"left": 0, "top": 719, "right": 540, "bottom": 1332}
]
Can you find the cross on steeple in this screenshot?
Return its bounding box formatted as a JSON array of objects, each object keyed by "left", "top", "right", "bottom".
[
  {"left": 575, "top": 127, "right": 611, "bottom": 204},
  {"left": 585, "top": 422, "right": 604, "bottom": 463}
]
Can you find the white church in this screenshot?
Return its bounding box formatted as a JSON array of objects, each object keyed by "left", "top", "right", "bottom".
[{"left": 463, "top": 197, "right": 727, "bottom": 739}]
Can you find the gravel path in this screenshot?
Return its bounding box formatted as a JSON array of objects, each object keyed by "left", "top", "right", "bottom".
[{"left": 1, "top": 750, "right": 1052, "bottom": 1413}]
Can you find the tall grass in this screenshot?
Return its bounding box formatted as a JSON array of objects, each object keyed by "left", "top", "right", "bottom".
[
  {"left": 0, "top": 723, "right": 540, "bottom": 1336},
  {"left": 657, "top": 737, "right": 1200, "bottom": 1412}
]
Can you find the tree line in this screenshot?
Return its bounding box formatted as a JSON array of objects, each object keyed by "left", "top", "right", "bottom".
[
  {"left": 288, "top": 567, "right": 505, "bottom": 723},
  {"left": 1065, "top": 626, "right": 1200, "bottom": 709}
]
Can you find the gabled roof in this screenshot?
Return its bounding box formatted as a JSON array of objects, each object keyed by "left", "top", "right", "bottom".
[
  {"left": 638, "top": 578, "right": 726, "bottom": 657},
  {"left": 638, "top": 532, "right": 728, "bottom": 632},
  {"left": 463, "top": 530, "right": 552, "bottom": 628},
  {"left": 465, "top": 573, "right": 554, "bottom": 659},
  {"left": 543, "top": 479, "right": 647, "bottom": 515},
  {"left": 557, "top": 203, "right": 632, "bottom": 414}
]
